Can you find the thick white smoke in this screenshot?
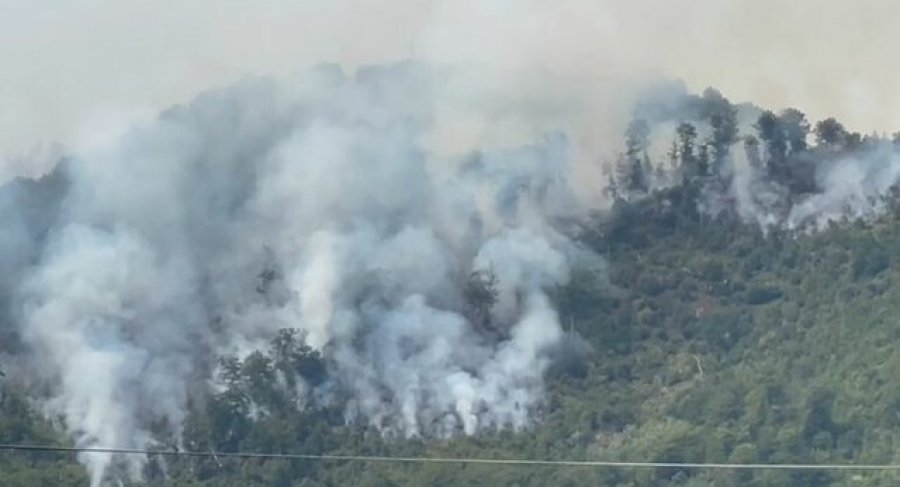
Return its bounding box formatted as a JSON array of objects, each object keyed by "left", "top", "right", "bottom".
[
  {"left": 627, "top": 81, "right": 900, "bottom": 232},
  {"left": 726, "top": 144, "right": 900, "bottom": 232},
  {"left": 7, "top": 63, "right": 597, "bottom": 485},
  {"left": 785, "top": 146, "right": 900, "bottom": 229}
]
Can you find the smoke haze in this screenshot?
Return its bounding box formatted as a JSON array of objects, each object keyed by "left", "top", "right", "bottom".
[
  {"left": 2, "top": 64, "right": 605, "bottom": 485},
  {"left": 4, "top": 0, "right": 900, "bottom": 181},
  {"left": 4, "top": 2, "right": 900, "bottom": 485}
]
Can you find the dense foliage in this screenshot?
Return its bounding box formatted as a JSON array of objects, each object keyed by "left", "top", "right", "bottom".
[{"left": 4, "top": 99, "right": 900, "bottom": 486}]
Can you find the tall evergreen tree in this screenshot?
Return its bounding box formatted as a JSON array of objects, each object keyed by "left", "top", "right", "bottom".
[
  {"left": 814, "top": 117, "right": 848, "bottom": 149},
  {"left": 676, "top": 122, "right": 698, "bottom": 183},
  {"left": 743, "top": 135, "right": 762, "bottom": 169},
  {"left": 779, "top": 108, "right": 810, "bottom": 154},
  {"left": 755, "top": 110, "right": 787, "bottom": 165}
]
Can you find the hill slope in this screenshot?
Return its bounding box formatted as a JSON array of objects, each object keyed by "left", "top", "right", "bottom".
[
  {"left": 5, "top": 187, "right": 900, "bottom": 486},
  {"left": 3, "top": 76, "right": 900, "bottom": 486}
]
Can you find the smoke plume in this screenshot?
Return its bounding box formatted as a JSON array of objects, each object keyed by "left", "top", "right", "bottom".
[
  {"left": 1, "top": 62, "right": 599, "bottom": 485},
  {"left": 619, "top": 81, "right": 900, "bottom": 232}
]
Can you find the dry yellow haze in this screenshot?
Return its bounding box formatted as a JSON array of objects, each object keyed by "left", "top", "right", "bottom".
[{"left": 2, "top": 0, "right": 898, "bottom": 181}]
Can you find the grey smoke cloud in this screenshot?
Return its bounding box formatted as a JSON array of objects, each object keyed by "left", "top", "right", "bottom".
[
  {"left": 4, "top": 2, "right": 900, "bottom": 485},
  {"left": 6, "top": 0, "right": 900, "bottom": 182},
  {"left": 6, "top": 63, "right": 598, "bottom": 485},
  {"left": 785, "top": 147, "right": 900, "bottom": 229},
  {"left": 614, "top": 82, "right": 900, "bottom": 232}
]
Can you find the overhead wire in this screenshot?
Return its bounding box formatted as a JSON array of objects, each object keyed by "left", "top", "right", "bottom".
[{"left": 1, "top": 444, "right": 900, "bottom": 471}]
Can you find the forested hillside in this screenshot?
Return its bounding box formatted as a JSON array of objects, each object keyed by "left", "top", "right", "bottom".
[{"left": 3, "top": 75, "right": 900, "bottom": 486}]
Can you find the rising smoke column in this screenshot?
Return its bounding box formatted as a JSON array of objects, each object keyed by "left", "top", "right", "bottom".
[
  {"left": 723, "top": 140, "right": 900, "bottom": 232},
  {"left": 8, "top": 62, "right": 597, "bottom": 485},
  {"left": 621, "top": 81, "right": 900, "bottom": 232}
]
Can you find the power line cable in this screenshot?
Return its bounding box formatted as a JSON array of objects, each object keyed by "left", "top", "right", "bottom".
[{"left": 1, "top": 444, "right": 900, "bottom": 471}]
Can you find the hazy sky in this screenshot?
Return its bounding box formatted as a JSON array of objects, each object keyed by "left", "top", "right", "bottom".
[{"left": 3, "top": 0, "right": 900, "bottom": 180}]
